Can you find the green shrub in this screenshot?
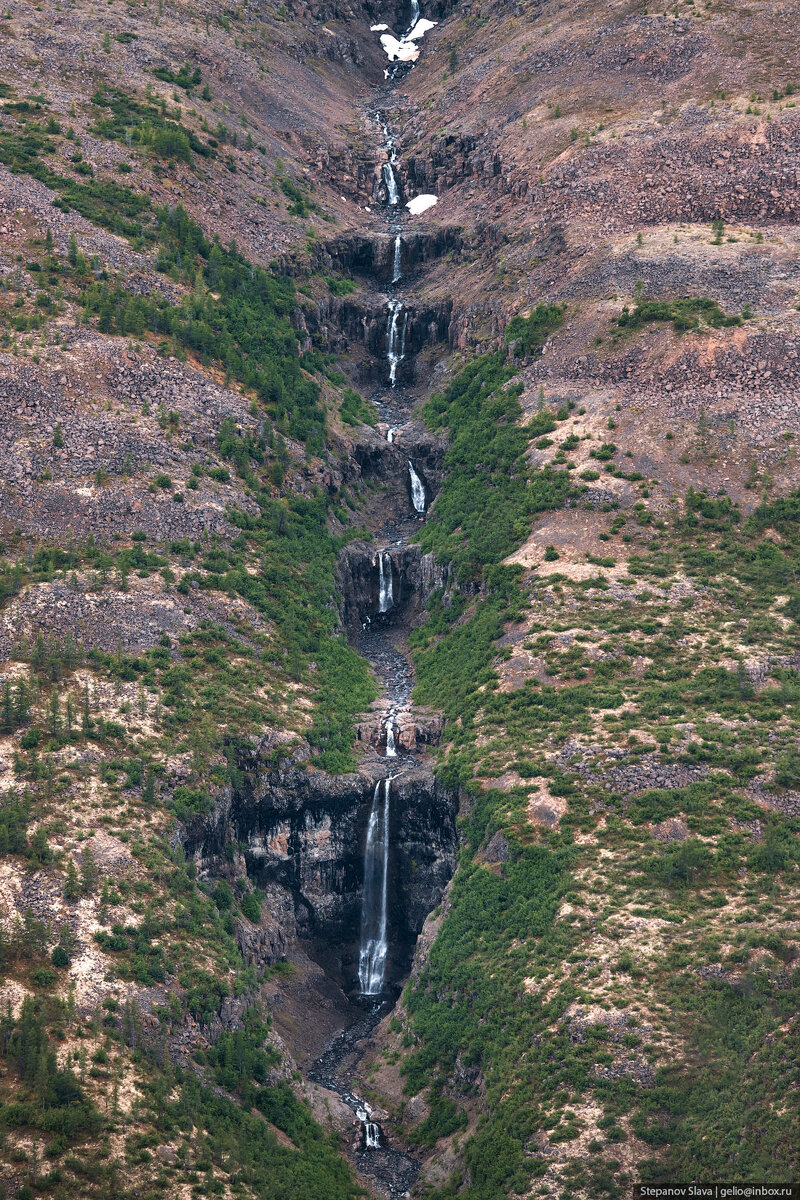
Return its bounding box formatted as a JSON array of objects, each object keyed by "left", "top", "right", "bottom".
[
  {"left": 339, "top": 387, "right": 376, "bottom": 427},
  {"left": 615, "top": 296, "right": 742, "bottom": 333},
  {"left": 240, "top": 892, "right": 261, "bottom": 923},
  {"left": 150, "top": 127, "right": 192, "bottom": 163}
]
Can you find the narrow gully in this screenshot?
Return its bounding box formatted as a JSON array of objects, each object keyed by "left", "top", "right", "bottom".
[{"left": 307, "top": 8, "right": 443, "bottom": 1193}]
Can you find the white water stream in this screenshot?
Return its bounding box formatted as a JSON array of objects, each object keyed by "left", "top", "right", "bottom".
[
  {"left": 364, "top": 1120, "right": 382, "bottom": 1149},
  {"left": 316, "top": 2, "right": 441, "bottom": 1181},
  {"left": 383, "top": 161, "right": 400, "bottom": 205},
  {"left": 377, "top": 550, "right": 394, "bottom": 612},
  {"left": 408, "top": 460, "right": 426, "bottom": 513},
  {"left": 358, "top": 778, "right": 391, "bottom": 996},
  {"left": 385, "top": 718, "right": 397, "bottom": 757},
  {"left": 386, "top": 300, "right": 408, "bottom": 386}
]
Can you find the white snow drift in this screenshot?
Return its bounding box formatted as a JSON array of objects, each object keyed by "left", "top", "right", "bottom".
[{"left": 405, "top": 194, "right": 438, "bottom": 215}]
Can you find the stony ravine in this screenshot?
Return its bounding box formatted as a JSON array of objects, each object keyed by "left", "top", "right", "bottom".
[{"left": 293, "top": 15, "right": 456, "bottom": 1195}]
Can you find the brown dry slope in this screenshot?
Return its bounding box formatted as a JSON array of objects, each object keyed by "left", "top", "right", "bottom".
[{"left": 389, "top": 0, "right": 800, "bottom": 476}]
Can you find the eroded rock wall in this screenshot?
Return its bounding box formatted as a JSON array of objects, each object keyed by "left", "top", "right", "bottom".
[{"left": 180, "top": 737, "right": 459, "bottom": 992}]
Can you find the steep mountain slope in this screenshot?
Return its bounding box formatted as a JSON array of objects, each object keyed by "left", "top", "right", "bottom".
[{"left": 0, "top": 0, "right": 798, "bottom": 1198}]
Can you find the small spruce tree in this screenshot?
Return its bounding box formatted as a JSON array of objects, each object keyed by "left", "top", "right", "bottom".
[
  {"left": 79, "top": 846, "right": 98, "bottom": 896},
  {"left": 64, "top": 858, "right": 80, "bottom": 900}
]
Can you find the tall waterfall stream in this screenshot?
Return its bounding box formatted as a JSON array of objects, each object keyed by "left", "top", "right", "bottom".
[
  {"left": 307, "top": 7, "right": 442, "bottom": 1194},
  {"left": 358, "top": 778, "right": 392, "bottom": 996}
]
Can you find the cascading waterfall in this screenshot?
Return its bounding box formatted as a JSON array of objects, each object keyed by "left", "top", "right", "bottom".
[
  {"left": 309, "top": 5, "right": 442, "bottom": 1190},
  {"left": 356, "top": 1104, "right": 382, "bottom": 1150},
  {"left": 381, "top": 119, "right": 398, "bottom": 161},
  {"left": 385, "top": 718, "right": 397, "bottom": 757},
  {"left": 377, "top": 551, "right": 394, "bottom": 613},
  {"left": 383, "top": 161, "right": 399, "bottom": 206},
  {"left": 365, "top": 1121, "right": 381, "bottom": 1149},
  {"left": 408, "top": 460, "right": 426, "bottom": 514},
  {"left": 387, "top": 300, "right": 407, "bottom": 385},
  {"left": 358, "top": 778, "right": 391, "bottom": 996}
]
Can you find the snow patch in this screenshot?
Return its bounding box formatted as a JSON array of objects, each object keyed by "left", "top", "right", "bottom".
[
  {"left": 373, "top": 11, "right": 436, "bottom": 67},
  {"left": 407, "top": 18, "right": 437, "bottom": 39},
  {"left": 380, "top": 33, "right": 421, "bottom": 62},
  {"left": 406, "top": 194, "right": 438, "bottom": 214}
]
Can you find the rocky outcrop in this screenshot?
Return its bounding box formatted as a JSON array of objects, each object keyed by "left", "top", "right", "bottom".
[
  {"left": 305, "top": 292, "right": 454, "bottom": 380},
  {"left": 322, "top": 227, "right": 465, "bottom": 282},
  {"left": 180, "top": 735, "right": 459, "bottom": 993},
  {"left": 336, "top": 539, "right": 449, "bottom": 630},
  {"left": 350, "top": 420, "right": 446, "bottom": 493},
  {"left": 355, "top": 707, "right": 444, "bottom": 754}
]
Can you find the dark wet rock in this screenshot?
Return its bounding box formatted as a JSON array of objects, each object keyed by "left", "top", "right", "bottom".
[
  {"left": 337, "top": 539, "right": 449, "bottom": 631},
  {"left": 321, "top": 226, "right": 465, "bottom": 282},
  {"left": 178, "top": 738, "right": 459, "bottom": 995}
]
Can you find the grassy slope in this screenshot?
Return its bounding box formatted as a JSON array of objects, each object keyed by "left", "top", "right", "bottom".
[
  {"left": 359, "top": 344, "right": 800, "bottom": 1200},
  {"left": 0, "top": 1, "right": 383, "bottom": 1195}
]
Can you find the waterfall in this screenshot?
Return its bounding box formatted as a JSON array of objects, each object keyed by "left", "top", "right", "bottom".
[
  {"left": 387, "top": 427, "right": 396, "bottom": 443},
  {"left": 358, "top": 778, "right": 391, "bottom": 996},
  {"left": 408, "top": 0, "right": 420, "bottom": 31},
  {"left": 380, "top": 119, "right": 398, "bottom": 162},
  {"left": 387, "top": 300, "right": 405, "bottom": 386},
  {"left": 378, "top": 551, "right": 394, "bottom": 613},
  {"left": 385, "top": 718, "right": 397, "bottom": 758},
  {"left": 408, "top": 460, "right": 426, "bottom": 514},
  {"left": 357, "top": 1104, "right": 382, "bottom": 1150},
  {"left": 365, "top": 1121, "right": 381, "bottom": 1149},
  {"left": 382, "top": 161, "right": 399, "bottom": 206},
  {"left": 392, "top": 234, "right": 402, "bottom": 283}
]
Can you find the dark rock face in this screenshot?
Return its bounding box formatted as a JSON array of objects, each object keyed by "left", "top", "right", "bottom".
[
  {"left": 322, "top": 227, "right": 464, "bottom": 282},
  {"left": 305, "top": 292, "right": 454, "bottom": 383},
  {"left": 390, "top": 769, "right": 459, "bottom": 936},
  {"left": 350, "top": 422, "right": 446, "bottom": 495},
  {"left": 307, "top": 293, "right": 390, "bottom": 359},
  {"left": 336, "top": 539, "right": 449, "bottom": 631},
  {"left": 182, "top": 739, "right": 459, "bottom": 993}
]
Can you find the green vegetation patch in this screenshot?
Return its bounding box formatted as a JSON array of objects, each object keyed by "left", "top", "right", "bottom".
[
  {"left": 403, "top": 801, "right": 579, "bottom": 1197},
  {"left": 402, "top": 440, "right": 800, "bottom": 1195},
  {"left": 90, "top": 86, "right": 213, "bottom": 161},
  {"left": 339, "top": 387, "right": 376, "bottom": 427},
  {"left": 80, "top": 205, "right": 327, "bottom": 448},
  {"left": 615, "top": 296, "right": 744, "bottom": 333},
  {"left": 417, "top": 304, "right": 571, "bottom": 581}
]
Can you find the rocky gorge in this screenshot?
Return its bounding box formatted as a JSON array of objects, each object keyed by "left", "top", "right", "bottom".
[{"left": 0, "top": 0, "right": 799, "bottom": 1197}]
